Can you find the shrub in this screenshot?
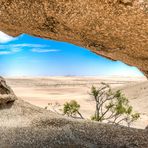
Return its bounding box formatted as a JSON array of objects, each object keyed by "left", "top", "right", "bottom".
[{"left": 63, "top": 100, "right": 83, "bottom": 119}]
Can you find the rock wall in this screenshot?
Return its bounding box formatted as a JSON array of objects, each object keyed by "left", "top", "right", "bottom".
[{"left": 0, "top": 0, "right": 148, "bottom": 77}]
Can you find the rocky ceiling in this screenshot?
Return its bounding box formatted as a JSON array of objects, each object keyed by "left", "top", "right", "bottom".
[{"left": 0, "top": 0, "right": 148, "bottom": 77}]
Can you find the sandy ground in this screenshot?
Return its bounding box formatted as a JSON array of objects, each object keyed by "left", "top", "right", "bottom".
[{"left": 5, "top": 76, "right": 148, "bottom": 129}]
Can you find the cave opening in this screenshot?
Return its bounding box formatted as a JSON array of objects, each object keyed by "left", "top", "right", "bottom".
[
  {"left": 0, "top": 0, "right": 148, "bottom": 146},
  {"left": 0, "top": 32, "right": 147, "bottom": 129}
]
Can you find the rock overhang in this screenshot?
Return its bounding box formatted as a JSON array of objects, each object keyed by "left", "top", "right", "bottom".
[{"left": 0, "top": 0, "right": 147, "bottom": 78}]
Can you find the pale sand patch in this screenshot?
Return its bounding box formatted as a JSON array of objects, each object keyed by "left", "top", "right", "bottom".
[{"left": 5, "top": 76, "right": 147, "bottom": 129}]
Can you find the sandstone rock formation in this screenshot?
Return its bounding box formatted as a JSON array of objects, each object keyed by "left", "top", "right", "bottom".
[
  {"left": 0, "top": 77, "right": 17, "bottom": 105},
  {"left": 0, "top": 0, "right": 148, "bottom": 77},
  {"left": 0, "top": 0, "right": 148, "bottom": 147}
]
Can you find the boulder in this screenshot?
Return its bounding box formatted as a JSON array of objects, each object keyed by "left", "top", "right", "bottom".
[{"left": 0, "top": 77, "right": 17, "bottom": 105}]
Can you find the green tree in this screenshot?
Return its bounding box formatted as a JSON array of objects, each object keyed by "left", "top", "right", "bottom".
[
  {"left": 63, "top": 100, "right": 84, "bottom": 119},
  {"left": 90, "top": 83, "right": 140, "bottom": 127}
]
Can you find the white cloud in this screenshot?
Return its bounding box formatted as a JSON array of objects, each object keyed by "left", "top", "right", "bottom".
[
  {"left": 0, "top": 44, "right": 22, "bottom": 55},
  {"left": 11, "top": 48, "right": 22, "bottom": 52},
  {"left": 0, "top": 42, "right": 60, "bottom": 55},
  {"left": 0, "top": 31, "right": 14, "bottom": 43},
  {"left": 31, "top": 49, "right": 60, "bottom": 53},
  {"left": 0, "top": 51, "right": 12, "bottom": 55},
  {"left": 12, "top": 44, "right": 47, "bottom": 48},
  {"left": 0, "top": 48, "right": 21, "bottom": 55},
  {"left": 0, "top": 44, "right": 47, "bottom": 49}
]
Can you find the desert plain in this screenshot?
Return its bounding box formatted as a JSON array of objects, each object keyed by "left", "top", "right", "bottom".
[{"left": 5, "top": 76, "right": 148, "bottom": 129}]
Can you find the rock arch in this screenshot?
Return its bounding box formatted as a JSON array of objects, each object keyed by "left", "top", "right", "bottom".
[{"left": 0, "top": 0, "right": 148, "bottom": 147}]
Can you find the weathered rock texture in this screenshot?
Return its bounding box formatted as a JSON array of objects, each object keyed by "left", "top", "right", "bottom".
[
  {"left": 0, "top": 0, "right": 148, "bottom": 147},
  {"left": 0, "top": 77, "right": 17, "bottom": 105},
  {"left": 0, "top": 78, "right": 147, "bottom": 148},
  {"left": 0, "top": 0, "right": 148, "bottom": 76}
]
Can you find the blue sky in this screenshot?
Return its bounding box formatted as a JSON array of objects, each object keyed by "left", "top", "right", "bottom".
[{"left": 0, "top": 31, "right": 143, "bottom": 77}]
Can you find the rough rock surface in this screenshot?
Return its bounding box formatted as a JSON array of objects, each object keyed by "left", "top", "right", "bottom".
[
  {"left": 0, "top": 0, "right": 148, "bottom": 76},
  {"left": 0, "top": 0, "right": 148, "bottom": 147},
  {"left": 0, "top": 77, "right": 17, "bottom": 105},
  {"left": 0, "top": 78, "right": 147, "bottom": 148}
]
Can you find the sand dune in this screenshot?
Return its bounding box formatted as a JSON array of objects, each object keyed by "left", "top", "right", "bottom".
[{"left": 5, "top": 76, "right": 147, "bottom": 129}]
